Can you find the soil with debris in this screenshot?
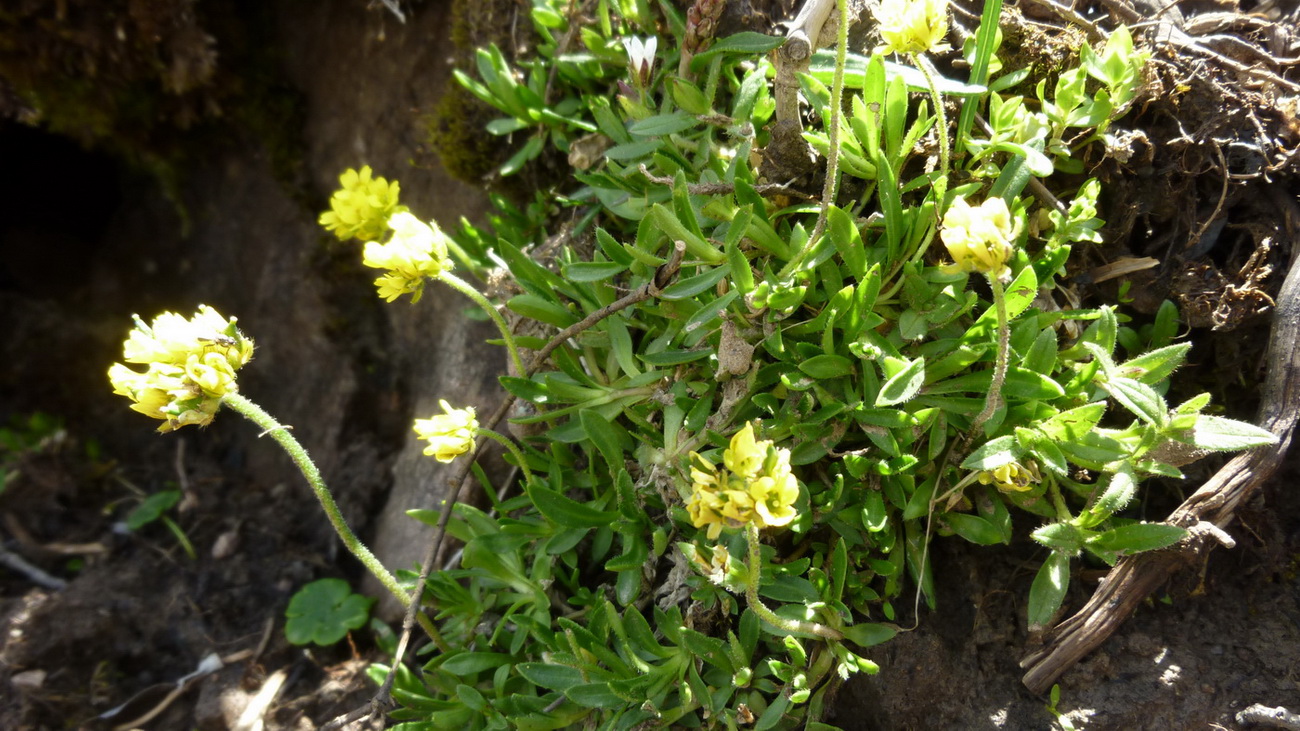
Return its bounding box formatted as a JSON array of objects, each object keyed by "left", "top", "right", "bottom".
[{"left": 1, "top": 0, "right": 1298, "bottom": 729}]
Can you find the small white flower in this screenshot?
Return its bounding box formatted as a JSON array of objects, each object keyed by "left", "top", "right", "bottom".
[{"left": 621, "top": 36, "right": 658, "bottom": 87}]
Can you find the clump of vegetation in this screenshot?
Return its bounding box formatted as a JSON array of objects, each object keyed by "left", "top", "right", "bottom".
[{"left": 107, "top": 0, "right": 1277, "bottom": 727}]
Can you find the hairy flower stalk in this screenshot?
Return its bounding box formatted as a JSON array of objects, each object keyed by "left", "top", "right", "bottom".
[
  {"left": 875, "top": 0, "right": 952, "bottom": 230},
  {"left": 941, "top": 197, "right": 1019, "bottom": 434},
  {"left": 108, "top": 308, "right": 446, "bottom": 648}
]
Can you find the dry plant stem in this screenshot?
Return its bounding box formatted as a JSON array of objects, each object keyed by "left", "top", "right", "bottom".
[
  {"left": 219, "top": 392, "right": 446, "bottom": 650},
  {"left": 745, "top": 523, "right": 843, "bottom": 640},
  {"left": 970, "top": 274, "right": 1010, "bottom": 435},
  {"left": 774, "top": 0, "right": 836, "bottom": 127},
  {"left": 376, "top": 243, "right": 688, "bottom": 705},
  {"left": 1020, "top": 230, "right": 1300, "bottom": 694}
]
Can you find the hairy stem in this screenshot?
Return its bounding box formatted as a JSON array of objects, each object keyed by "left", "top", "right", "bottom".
[
  {"left": 221, "top": 391, "right": 447, "bottom": 651},
  {"left": 745, "top": 523, "right": 843, "bottom": 640},
  {"left": 477, "top": 428, "right": 535, "bottom": 487},
  {"left": 437, "top": 271, "right": 527, "bottom": 378},
  {"left": 779, "top": 0, "right": 850, "bottom": 280},
  {"left": 971, "top": 274, "right": 1011, "bottom": 435}
]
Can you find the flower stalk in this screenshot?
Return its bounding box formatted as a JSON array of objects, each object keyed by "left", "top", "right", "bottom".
[
  {"left": 744, "top": 523, "right": 842, "bottom": 640},
  {"left": 220, "top": 391, "right": 448, "bottom": 651}
]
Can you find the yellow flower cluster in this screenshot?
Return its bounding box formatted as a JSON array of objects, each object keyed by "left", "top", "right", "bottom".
[
  {"left": 362, "top": 212, "right": 453, "bottom": 303},
  {"left": 108, "top": 305, "right": 254, "bottom": 432},
  {"left": 940, "top": 197, "right": 1019, "bottom": 279},
  {"left": 413, "top": 400, "right": 478, "bottom": 463},
  {"left": 319, "top": 166, "right": 407, "bottom": 242},
  {"left": 687, "top": 423, "right": 799, "bottom": 539},
  {"left": 977, "top": 461, "right": 1040, "bottom": 493},
  {"left": 875, "top": 0, "right": 949, "bottom": 56}
]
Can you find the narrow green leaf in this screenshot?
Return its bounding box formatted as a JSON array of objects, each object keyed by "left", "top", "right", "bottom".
[
  {"left": 944, "top": 512, "right": 1006, "bottom": 545},
  {"left": 1087, "top": 523, "right": 1187, "bottom": 555},
  {"left": 508, "top": 294, "right": 579, "bottom": 328},
  {"left": 1038, "top": 403, "right": 1106, "bottom": 441},
  {"left": 1032, "top": 522, "right": 1085, "bottom": 554},
  {"left": 828, "top": 205, "right": 868, "bottom": 280},
  {"left": 1027, "top": 551, "right": 1070, "bottom": 630},
  {"left": 527, "top": 483, "right": 620, "bottom": 528},
  {"left": 1118, "top": 343, "right": 1190, "bottom": 385},
  {"left": 639, "top": 348, "right": 711, "bottom": 366},
  {"left": 798, "top": 353, "right": 855, "bottom": 379},
  {"left": 659, "top": 264, "right": 731, "bottom": 300},
  {"left": 840, "top": 622, "right": 897, "bottom": 648},
  {"left": 629, "top": 112, "right": 698, "bottom": 137},
  {"left": 1103, "top": 376, "right": 1168, "bottom": 427},
  {"left": 441, "top": 651, "right": 514, "bottom": 675},
  {"left": 1093, "top": 463, "right": 1137, "bottom": 517},
  {"left": 961, "top": 435, "right": 1019, "bottom": 470},
  {"left": 875, "top": 356, "right": 925, "bottom": 406},
  {"left": 580, "top": 409, "right": 626, "bottom": 474},
  {"left": 1179, "top": 415, "right": 1278, "bottom": 451},
  {"left": 565, "top": 682, "right": 625, "bottom": 708},
  {"left": 562, "top": 260, "right": 627, "bottom": 282}
]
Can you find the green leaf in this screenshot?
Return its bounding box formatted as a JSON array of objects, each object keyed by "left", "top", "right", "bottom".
[
  {"left": 799, "top": 354, "right": 855, "bottom": 379},
  {"left": 125, "top": 490, "right": 181, "bottom": 530},
  {"left": 875, "top": 356, "right": 925, "bottom": 406},
  {"left": 638, "top": 348, "right": 711, "bottom": 366},
  {"left": 1118, "top": 343, "right": 1190, "bottom": 385},
  {"left": 1087, "top": 523, "right": 1187, "bottom": 555},
  {"left": 527, "top": 483, "right": 619, "bottom": 528},
  {"left": 517, "top": 663, "right": 584, "bottom": 691},
  {"left": 508, "top": 294, "right": 579, "bottom": 328},
  {"left": 1093, "top": 463, "right": 1137, "bottom": 517},
  {"left": 828, "top": 205, "right": 867, "bottom": 280},
  {"left": 670, "top": 77, "right": 712, "bottom": 115},
  {"left": 580, "top": 409, "right": 627, "bottom": 474},
  {"left": 629, "top": 112, "right": 699, "bottom": 137},
  {"left": 840, "top": 622, "right": 897, "bottom": 648},
  {"left": 961, "top": 435, "right": 1019, "bottom": 470},
  {"left": 690, "top": 32, "right": 787, "bottom": 71},
  {"left": 1024, "top": 328, "right": 1058, "bottom": 375},
  {"left": 1038, "top": 403, "right": 1106, "bottom": 441},
  {"left": 1102, "top": 376, "right": 1168, "bottom": 427},
  {"left": 284, "top": 578, "right": 374, "bottom": 646},
  {"left": 659, "top": 264, "right": 731, "bottom": 300},
  {"left": 562, "top": 260, "right": 627, "bottom": 282},
  {"left": 441, "top": 652, "right": 514, "bottom": 675},
  {"left": 944, "top": 512, "right": 1007, "bottom": 545},
  {"left": 1027, "top": 552, "right": 1070, "bottom": 630},
  {"left": 1178, "top": 415, "right": 1278, "bottom": 451},
  {"left": 1032, "top": 522, "right": 1086, "bottom": 554}
]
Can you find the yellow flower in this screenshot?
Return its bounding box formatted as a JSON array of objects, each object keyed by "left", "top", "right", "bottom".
[
  {"left": 723, "top": 422, "right": 766, "bottom": 479},
  {"left": 413, "top": 400, "right": 478, "bottom": 463},
  {"left": 875, "top": 0, "right": 950, "bottom": 55},
  {"left": 687, "top": 422, "right": 801, "bottom": 536},
  {"left": 940, "top": 197, "right": 1018, "bottom": 279},
  {"left": 362, "top": 212, "right": 453, "bottom": 303},
  {"left": 108, "top": 306, "right": 253, "bottom": 432},
  {"left": 319, "top": 166, "right": 407, "bottom": 242},
  {"left": 749, "top": 454, "right": 799, "bottom": 528},
  {"left": 977, "top": 461, "right": 1039, "bottom": 493}
]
